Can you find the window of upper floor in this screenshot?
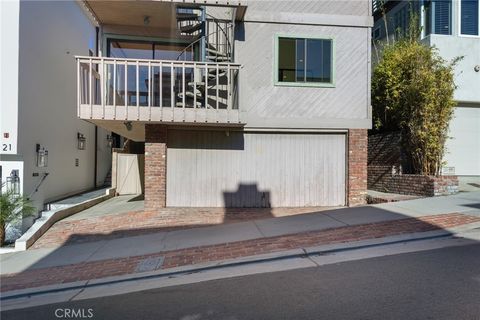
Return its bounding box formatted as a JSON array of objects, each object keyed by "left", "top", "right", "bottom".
[
  {"left": 460, "top": 0, "right": 479, "bottom": 35},
  {"left": 106, "top": 38, "right": 194, "bottom": 61},
  {"left": 424, "top": 0, "right": 452, "bottom": 35},
  {"left": 275, "top": 36, "right": 334, "bottom": 87}
]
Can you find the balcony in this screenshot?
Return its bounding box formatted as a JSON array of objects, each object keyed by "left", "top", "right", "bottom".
[{"left": 76, "top": 56, "right": 242, "bottom": 125}]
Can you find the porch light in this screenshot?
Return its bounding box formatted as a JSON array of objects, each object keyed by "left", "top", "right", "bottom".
[
  {"left": 124, "top": 121, "right": 133, "bottom": 131},
  {"left": 6, "top": 170, "right": 20, "bottom": 195},
  {"left": 36, "top": 144, "right": 48, "bottom": 167},
  {"left": 106, "top": 134, "right": 113, "bottom": 147},
  {"left": 77, "top": 133, "right": 86, "bottom": 150}
]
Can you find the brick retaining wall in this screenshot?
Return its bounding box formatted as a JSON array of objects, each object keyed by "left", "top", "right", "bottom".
[{"left": 368, "top": 132, "right": 458, "bottom": 197}]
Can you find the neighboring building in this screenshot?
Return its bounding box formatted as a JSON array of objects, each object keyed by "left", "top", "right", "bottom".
[
  {"left": 372, "top": 0, "right": 480, "bottom": 176},
  {"left": 0, "top": 0, "right": 112, "bottom": 234},
  {"left": 74, "top": 0, "right": 372, "bottom": 209}
]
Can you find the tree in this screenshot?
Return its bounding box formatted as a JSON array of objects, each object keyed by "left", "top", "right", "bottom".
[
  {"left": 0, "top": 189, "right": 36, "bottom": 246},
  {"left": 371, "top": 14, "right": 460, "bottom": 175}
]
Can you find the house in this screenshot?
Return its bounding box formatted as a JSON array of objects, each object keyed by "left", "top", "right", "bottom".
[
  {"left": 2, "top": 0, "right": 373, "bottom": 219},
  {"left": 372, "top": 0, "right": 480, "bottom": 177},
  {"left": 0, "top": 0, "right": 113, "bottom": 234}
]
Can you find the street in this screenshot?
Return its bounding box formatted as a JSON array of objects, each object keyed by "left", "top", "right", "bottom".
[{"left": 3, "top": 242, "right": 480, "bottom": 320}]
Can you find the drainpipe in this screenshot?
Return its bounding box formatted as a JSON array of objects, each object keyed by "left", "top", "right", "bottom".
[{"left": 94, "top": 26, "right": 99, "bottom": 189}]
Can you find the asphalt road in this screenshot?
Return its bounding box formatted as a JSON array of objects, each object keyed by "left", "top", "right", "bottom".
[{"left": 3, "top": 243, "right": 480, "bottom": 320}]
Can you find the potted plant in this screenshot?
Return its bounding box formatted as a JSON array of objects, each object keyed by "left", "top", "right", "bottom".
[{"left": 0, "top": 189, "right": 36, "bottom": 246}]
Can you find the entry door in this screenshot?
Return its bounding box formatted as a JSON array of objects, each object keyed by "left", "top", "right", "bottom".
[{"left": 167, "top": 130, "right": 346, "bottom": 207}]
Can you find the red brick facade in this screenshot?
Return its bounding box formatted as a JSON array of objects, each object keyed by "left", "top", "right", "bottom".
[
  {"left": 143, "top": 127, "right": 368, "bottom": 209},
  {"left": 144, "top": 124, "right": 168, "bottom": 211},
  {"left": 348, "top": 129, "right": 368, "bottom": 206}
]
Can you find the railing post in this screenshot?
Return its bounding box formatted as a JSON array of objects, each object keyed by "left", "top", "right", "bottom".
[
  {"left": 204, "top": 64, "right": 208, "bottom": 110},
  {"left": 148, "top": 61, "right": 152, "bottom": 120},
  {"left": 113, "top": 59, "right": 117, "bottom": 119},
  {"left": 100, "top": 58, "right": 105, "bottom": 119},
  {"left": 171, "top": 63, "right": 174, "bottom": 109},
  {"left": 89, "top": 58, "right": 93, "bottom": 119},
  {"left": 136, "top": 60, "right": 139, "bottom": 120},
  {"left": 124, "top": 61, "right": 128, "bottom": 119},
  {"left": 227, "top": 64, "right": 231, "bottom": 111},
  {"left": 193, "top": 62, "right": 197, "bottom": 109},
  {"left": 182, "top": 62, "right": 186, "bottom": 110},
  {"left": 216, "top": 64, "right": 219, "bottom": 110},
  {"left": 159, "top": 61, "right": 163, "bottom": 108}
]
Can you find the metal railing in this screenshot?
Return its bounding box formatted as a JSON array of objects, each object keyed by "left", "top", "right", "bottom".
[{"left": 76, "top": 56, "right": 241, "bottom": 121}]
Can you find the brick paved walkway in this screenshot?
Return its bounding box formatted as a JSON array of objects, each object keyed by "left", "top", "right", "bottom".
[
  {"left": 3, "top": 213, "right": 479, "bottom": 292},
  {"left": 31, "top": 207, "right": 331, "bottom": 249}
]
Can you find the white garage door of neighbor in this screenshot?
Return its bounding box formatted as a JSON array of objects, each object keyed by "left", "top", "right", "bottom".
[
  {"left": 166, "top": 131, "right": 346, "bottom": 207},
  {"left": 444, "top": 106, "right": 480, "bottom": 175}
]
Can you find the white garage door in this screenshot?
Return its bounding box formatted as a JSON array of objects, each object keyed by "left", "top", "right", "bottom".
[
  {"left": 444, "top": 106, "right": 480, "bottom": 175},
  {"left": 167, "top": 130, "right": 346, "bottom": 207}
]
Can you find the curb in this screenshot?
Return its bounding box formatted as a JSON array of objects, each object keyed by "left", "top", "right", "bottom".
[{"left": 0, "top": 228, "right": 456, "bottom": 301}]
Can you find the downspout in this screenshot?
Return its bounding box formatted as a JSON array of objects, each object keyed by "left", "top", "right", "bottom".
[{"left": 94, "top": 26, "right": 99, "bottom": 189}]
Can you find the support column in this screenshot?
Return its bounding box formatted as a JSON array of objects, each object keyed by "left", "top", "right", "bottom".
[
  {"left": 348, "top": 129, "right": 367, "bottom": 206},
  {"left": 144, "top": 124, "right": 167, "bottom": 211}
]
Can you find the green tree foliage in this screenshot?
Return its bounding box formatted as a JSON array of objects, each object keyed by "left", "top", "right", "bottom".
[{"left": 372, "top": 15, "right": 459, "bottom": 176}]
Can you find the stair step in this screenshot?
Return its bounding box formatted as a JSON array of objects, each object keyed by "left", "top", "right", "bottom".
[
  {"left": 206, "top": 48, "right": 228, "bottom": 57},
  {"left": 180, "top": 23, "right": 203, "bottom": 34},
  {"left": 206, "top": 56, "right": 230, "bottom": 62},
  {"left": 188, "top": 81, "right": 206, "bottom": 87},
  {"left": 176, "top": 13, "right": 201, "bottom": 21},
  {"left": 176, "top": 101, "right": 203, "bottom": 108},
  {"left": 178, "top": 91, "right": 203, "bottom": 99}
]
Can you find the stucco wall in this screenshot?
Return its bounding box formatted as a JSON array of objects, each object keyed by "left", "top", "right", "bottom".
[{"left": 16, "top": 0, "right": 112, "bottom": 229}]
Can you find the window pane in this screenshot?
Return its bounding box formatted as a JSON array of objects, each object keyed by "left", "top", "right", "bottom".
[
  {"left": 296, "top": 39, "right": 305, "bottom": 82},
  {"left": 434, "top": 0, "right": 452, "bottom": 34},
  {"left": 306, "top": 39, "right": 332, "bottom": 83},
  {"left": 278, "top": 38, "right": 296, "bottom": 82},
  {"left": 109, "top": 41, "right": 153, "bottom": 59},
  {"left": 154, "top": 43, "right": 193, "bottom": 61},
  {"left": 461, "top": 0, "right": 479, "bottom": 35}
]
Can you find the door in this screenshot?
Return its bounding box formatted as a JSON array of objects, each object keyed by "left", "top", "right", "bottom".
[
  {"left": 116, "top": 154, "right": 145, "bottom": 195},
  {"left": 166, "top": 130, "right": 346, "bottom": 207}
]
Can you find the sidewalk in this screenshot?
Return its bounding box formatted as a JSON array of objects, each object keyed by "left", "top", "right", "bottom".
[{"left": 1, "top": 192, "right": 479, "bottom": 294}]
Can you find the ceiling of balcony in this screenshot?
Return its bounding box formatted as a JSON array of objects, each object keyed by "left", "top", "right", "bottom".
[{"left": 84, "top": 1, "right": 180, "bottom": 28}]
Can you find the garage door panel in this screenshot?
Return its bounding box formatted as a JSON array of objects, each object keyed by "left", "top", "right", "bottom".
[{"left": 167, "top": 131, "right": 346, "bottom": 207}]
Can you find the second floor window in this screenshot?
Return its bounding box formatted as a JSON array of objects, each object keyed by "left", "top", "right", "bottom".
[
  {"left": 460, "top": 0, "right": 479, "bottom": 35},
  {"left": 424, "top": 0, "right": 452, "bottom": 35},
  {"left": 276, "top": 37, "right": 334, "bottom": 85}
]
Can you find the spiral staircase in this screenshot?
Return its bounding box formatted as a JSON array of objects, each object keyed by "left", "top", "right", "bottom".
[{"left": 175, "top": 6, "right": 234, "bottom": 109}]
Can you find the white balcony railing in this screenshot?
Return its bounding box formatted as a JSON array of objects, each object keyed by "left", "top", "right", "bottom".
[{"left": 76, "top": 56, "right": 242, "bottom": 124}]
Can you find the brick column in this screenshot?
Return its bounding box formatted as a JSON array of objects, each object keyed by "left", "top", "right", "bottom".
[
  {"left": 348, "top": 129, "right": 367, "bottom": 206},
  {"left": 144, "top": 124, "right": 168, "bottom": 211}
]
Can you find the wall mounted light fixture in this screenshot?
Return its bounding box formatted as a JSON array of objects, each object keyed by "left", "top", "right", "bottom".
[
  {"left": 77, "top": 133, "right": 86, "bottom": 150},
  {"left": 106, "top": 134, "right": 113, "bottom": 147},
  {"left": 124, "top": 121, "right": 133, "bottom": 131},
  {"left": 6, "top": 170, "right": 20, "bottom": 195},
  {"left": 36, "top": 144, "right": 48, "bottom": 167}
]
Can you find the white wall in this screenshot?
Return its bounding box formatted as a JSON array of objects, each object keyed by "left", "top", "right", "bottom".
[
  {"left": 17, "top": 0, "right": 111, "bottom": 229},
  {"left": 0, "top": 0, "right": 20, "bottom": 155}
]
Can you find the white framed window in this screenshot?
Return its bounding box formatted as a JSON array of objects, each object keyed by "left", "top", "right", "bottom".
[{"left": 424, "top": 0, "right": 452, "bottom": 35}]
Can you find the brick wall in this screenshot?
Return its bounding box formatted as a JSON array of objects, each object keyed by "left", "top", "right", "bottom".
[
  {"left": 144, "top": 124, "right": 168, "bottom": 211},
  {"left": 348, "top": 129, "right": 368, "bottom": 206},
  {"left": 368, "top": 132, "right": 458, "bottom": 197}
]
